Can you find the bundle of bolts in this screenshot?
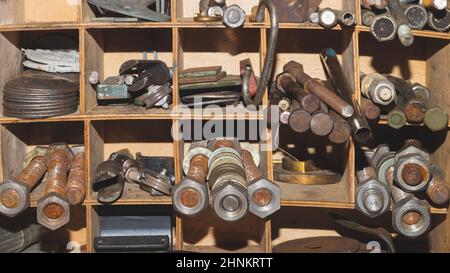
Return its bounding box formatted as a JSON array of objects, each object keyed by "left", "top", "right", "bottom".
[
  {"left": 0, "top": 144, "right": 85, "bottom": 231},
  {"left": 194, "top": 0, "right": 246, "bottom": 28},
  {"left": 90, "top": 59, "right": 172, "bottom": 109},
  {"left": 360, "top": 72, "right": 448, "bottom": 131},
  {"left": 172, "top": 139, "right": 280, "bottom": 222},
  {"left": 92, "top": 150, "right": 174, "bottom": 204},
  {"left": 358, "top": 139, "right": 449, "bottom": 238},
  {"left": 362, "top": 0, "right": 450, "bottom": 47}
]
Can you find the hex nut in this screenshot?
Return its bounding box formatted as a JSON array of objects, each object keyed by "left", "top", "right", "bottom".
[
  {"left": 371, "top": 14, "right": 397, "bottom": 42},
  {"left": 0, "top": 178, "right": 29, "bottom": 217},
  {"left": 247, "top": 179, "right": 281, "bottom": 219},
  {"left": 395, "top": 146, "right": 431, "bottom": 192},
  {"left": 37, "top": 193, "right": 70, "bottom": 230},
  {"left": 392, "top": 196, "right": 431, "bottom": 238},
  {"left": 172, "top": 178, "right": 209, "bottom": 217},
  {"left": 212, "top": 183, "right": 248, "bottom": 222},
  {"left": 355, "top": 178, "right": 391, "bottom": 218}
]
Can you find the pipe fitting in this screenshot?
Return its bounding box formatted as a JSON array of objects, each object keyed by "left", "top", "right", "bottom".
[
  {"left": 0, "top": 155, "right": 47, "bottom": 217},
  {"left": 394, "top": 144, "right": 431, "bottom": 192},
  {"left": 37, "top": 143, "right": 73, "bottom": 230}
]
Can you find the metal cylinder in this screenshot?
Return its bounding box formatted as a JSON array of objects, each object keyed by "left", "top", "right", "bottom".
[
  {"left": 65, "top": 152, "right": 86, "bottom": 205},
  {"left": 371, "top": 13, "right": 397, "bottom": 42},
  {"left": 289, "top": 100, "right": 312, "bottom": 134},
  {"left": 336, "top": 10, "right": 356, "bottom": 26},
  {"left": 0, "top": 156, "right": 47, "bottom": 217},
  {"left": 208, "top": 140, "right": 248, "bottom": 222},
  {"left": 310, "top": 110, "right": 334, "bottom": 137},
  {"left": 427, "top": 164, "right": 449, "bottom": 205},
  {"left": 276, "top": 73, "right": 320, "bottom": 114},
  {"left": 356, "top": 167, "right": 391, "bottom": 218},
  {"left": 328, "top": 111, "right": 352, "bottom": 144},
  {"left": 428, "top": 8, "right": 450, "bottom": 31},
  {"left": 389, "top": 0, "right": 415, "bottom": 46},
  {"left": 362, "top": 9, "right": 376, "bottom": 27},
  {"left": 405, "top": 4, "right": 429, "bottom": 29},
  {"left": 223, "top": 5, "right": 246, "bottom": 28},
  {"left": 320, "top": 48, "right": 372, "bottom": 144},
  {"left": 283, "top": 61, "right": 354, "bottom": 119},
  {"left": 361, "top": 97, "right": 381, "bottom": 120},
  {"left": 360, "top": 73, "right": 397, "bottom": 106},
  {"left": 37, "top": 144, "right": 73, "bottom": 230}
]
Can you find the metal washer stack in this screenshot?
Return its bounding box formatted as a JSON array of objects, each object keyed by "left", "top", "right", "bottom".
[{"left": 3, "top": 72, "right": 79, "bottom": 119}]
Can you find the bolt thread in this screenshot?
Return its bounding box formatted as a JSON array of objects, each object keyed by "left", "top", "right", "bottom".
[
  {"left": 45, "top": 148, "right": 70, "bottom": 196},
  {"left": 17, "top": 156, "right": 47, "bottom": 190},
  {"left": 65, "top": 152, "right": 86, "bottom": 205},
  {"left": 241, "top": 149, "right": 262, "bottom": 183}
]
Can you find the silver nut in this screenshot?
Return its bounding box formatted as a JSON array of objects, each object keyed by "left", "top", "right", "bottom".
[
  {"left": 356, "top": 178, "right": 391, "bottom": 218},
  {"left": 392, "top": 196, "right": 431, "bottom": 238},
  {"left": 172, "top": 178, "right": 209, "bottom": 217},
  {"left": 37, "top": 193, "right": 70, "bottom": 230},
  {"left": 247, "top": 179, "right": 281, "bottom": 219},
  {"left": 0, "top": 178, "right": 30, "bottom": 217},
  {"left": 212, "top": 183, "right": 248, "bottom": 222}
]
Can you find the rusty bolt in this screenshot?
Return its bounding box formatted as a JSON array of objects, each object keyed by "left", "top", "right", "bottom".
[
  {"left": 310, "top": 111, "right": 334, "bottom": 137},
  {"left": 283, "top": 61, "right": 354, "bottom": 119},
  {"left": 392, "top": 191, "right": 431, "bottom": 238},
  {"left": 289, "top": 100, "right": 312, "bottom": 133},
  {"left": 65, "top": 152, "right": 86, "bottom": 205},
  {"left": 0, "top": 156, "right": 47, "bottom": 217},
  {"left": 37, "top": 144, "right": 73, "bottom": 230},
  {"left": 242, "top": 149, "right": 280, "bottom": 219},
  {"left": 328, "top": 111, "right": 351, "bottom": 144},
  {"left": 427, "top": 165, "right": 449, "bottom": 205},
  {"left": 394, "top": 144, "right": 431, "bottom": 192},
  {"left": 361, "top": 98, "right": 381, "bottom": 121},
  {"left": 174, "top": 144, "right": 211, "bottom": 217}
]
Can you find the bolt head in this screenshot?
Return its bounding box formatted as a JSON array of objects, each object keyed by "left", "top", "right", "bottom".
[
  {"left": 247, "top": 179, "right": 281, "bottom": 219},
  {"left": 392, "top": 197, "right": 431, "bottom": 238},
  {"left": 212, "top": 183, "right": 248, "bottom": 222},
  {"left": 275, "top": 73, "right": 297, "bottom": 93},
  {"left": 283, "top": 61, "right": 304, "bottom": 76},
  {"left": 0, "top": 178, "right": 29, "bottom": 217},
  {"left": 172, "top": 178, "right": 209, "bottom": 217},
  {"left": 47, "top": 143, "right": 75, "bottom": 167},
  {"left": 395, "top": 146, "right": 431, "bottom": 192},
  {"left": 37, "top": 193, "right": 70, "bottom": 230},
  {"left": 371, "top": 14, "right": 396, "bottom": 42}
]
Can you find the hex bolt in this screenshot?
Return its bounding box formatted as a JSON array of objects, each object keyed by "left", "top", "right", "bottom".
[
  {"left": 328, "top": 110, "right": 352, "bottom": 144},
  {"left": 428, "top": 8, "right": 450, "bottom": 31},
  {"left": 394, "top": 140, "right": 431, "bottom": 193},
  {"left": 223, "top": 5, "right": 246, "bottom": 28},
  {"left": 241, "top": 149, "right": 280, "bottom": 219},
  {"left": 369, "top": 145, "right": 397, "bottom": 185},
  {"left": 356, "top": 167, "right": 391, "bottom": 218},
  {"left": 411, "top": 83, "right": 449, "bottom": 132},
  {"left": 0, "top": 156, "right": 47, "bottom": 217},
  {"left": 310, "top": 109, "right": 334, "bottom": 137},
  {"left": 404, "top": 4, "right": 429, "bottom": 29},
  {"left": 427, "top": 165, "right": 449, "bottom": 205},
  {"left": 360, "top": 73, "right": 397, "bottom": 106},
  {"left": 390, "top": 184, "right": 431, "bottom": 238},
  {"left": 388, "top": 98, "right": 408, "bottom": 129},
  {"left": 65, "top": 152, "right": 86, "bottom": 206},
  {"left": 316, "top": 8, "right": 338, "bottom": 29},
  {"left": 173, "top": 143, "right": 211, "bottom": 217},
  {"left": 37, "top": 144, "right": 74, "bottom": 230},
  {"left": 371, "top": 13, "right": 397, "bottom": 42},
  {"left": 276, "top": 73, "right": 320, "bottom": 114},
  {"left": 207, "top": 139, "right": 248, "bottom": 222},
  {"left": 283, "top": 61, "right": 354, "bottom": 119},
  {"left": 388, "top": 0, "right": 415, "bottom": 46},
  {"left": 361, "top": 97, "right": 381, "bottom": 121},
  {"left": 362, "top": 9, "right": 376, "bottom": 27},
  {"left": 289, "top": 99, "right": 312, "bottom": 134}
]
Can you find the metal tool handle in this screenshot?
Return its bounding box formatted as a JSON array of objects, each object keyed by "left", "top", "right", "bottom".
[{"left": 242, "top": 0, "right": 278, "bottom": 107}]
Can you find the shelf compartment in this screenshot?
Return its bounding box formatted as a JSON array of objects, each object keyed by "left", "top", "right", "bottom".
[
  {"left": 0, "top": 0, "right": 80, "bottom": 27},
  {"left": 84, "top": 28, "right": 174, "bottom": 117},
  {"left": 89, "top": 205, "right": 174, "bottom": 253},
  {"left": 0, "top": 121, "right": 85, "bottom": 208},
  {"left": 88, "top": 120, "right": 174, "bottom": 204},
  {"left": 0, "top": 29, "right": 81, "bottom": 119}
]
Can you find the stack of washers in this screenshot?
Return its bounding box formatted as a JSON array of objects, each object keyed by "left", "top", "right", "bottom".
[{"left": 3, "top": 71, "right": 79, "bottom": 119}]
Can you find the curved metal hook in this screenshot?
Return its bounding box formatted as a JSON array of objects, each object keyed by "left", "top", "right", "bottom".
[{"left": 242, "top": 0, "right": 279, "bottom": 107}]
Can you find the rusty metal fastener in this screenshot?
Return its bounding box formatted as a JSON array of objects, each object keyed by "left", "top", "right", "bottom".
[
  {"left": 283, "top": 61, "right": 354, "bottom": 119},
  {"left": 0, "top": 156, "right": 47, "bottom": 217},
  {"left": 289, "top": 99, "right": 312, "bottom": 134},
  {"left": 37, "top": 144, "right": 74, "bottom": 230},
  {"left": 65, "top": 152, "right": 86, "bottom": 205},
  {"left": 310, "top": 110, "right": 334, "bottom": 137},
  {"left": 328, "top": 111, "right": 351, "bottom": 144},
  {"left": 361, "top": 97, "right": 381, "bottom": 121},
  {"left": 242, "top": 149, "right": 280, "bottom": 219},
  {"left": 427, "top": 165, "right": 449, "bottom": 205},
  {"left": 277, "top": 72, "right": 321, "bottom": 114}
]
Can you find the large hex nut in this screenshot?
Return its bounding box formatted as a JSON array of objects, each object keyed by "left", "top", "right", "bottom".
[
  {"left": 371, "top": 14, "right": 397, "bottom": 42},
  {"left": 172, "top": 178, "right": 209, "bottom": 217},
  {"left": 212, "top": 182, "right": 248, "bottom": 222},
  {"left": 0, "top": 178, "right": 30, "bottom": 217},
  {"left": 37, "top": 193, "right": 70, "bottom": 230},
  {"left": 395, "top": 146, "right": 431, "bottom": 192},
  {"left": 392, "top": 196, "right": 431, "bottom": 239},
  {"left": 247, "top": 179, "right": 280, "bottom": 219},
  {"left": 355, "top": 178, "right": 391, "bottom": 218}
]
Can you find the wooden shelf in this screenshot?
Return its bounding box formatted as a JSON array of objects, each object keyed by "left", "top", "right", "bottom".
[{"left": 356, "top": 25, "right": 450, "bottom": 40}]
